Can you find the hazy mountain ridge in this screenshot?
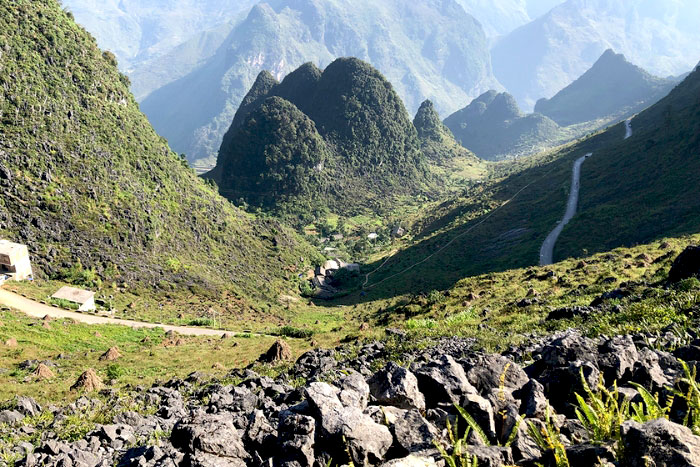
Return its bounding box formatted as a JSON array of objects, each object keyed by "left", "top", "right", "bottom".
[
  {"left": 444, "top": 91, "right": 560, "bottom": 160},
  {"left": 59, "top": 0, "right": 255, "bottom": 67},
  {"left": 455, "top": 0, "right": 564, "bottom": 37},
  {"left": 535, "top": 49, "right": 680, "bottom": 126},
  {"left": 140, "top": 0, "right": 498, "bottom": 167},
  {"left": 492, "top": 0, "right": 700, "bottom": 110}
]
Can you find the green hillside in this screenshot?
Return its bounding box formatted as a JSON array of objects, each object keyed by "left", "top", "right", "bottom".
[
  {"left": 216, "top": 96, "right": 331, "bottom": 219},
  {"left": 0, "top": 0, "right": 320, "bottom": 311},
  {"left": 355, "top": 67, "right": 700, "bottom": 300},
  {"left": 535, "top": 49, "right": 678, "bottom": 126},
  {"left": 555, "top": 64, "right": 700, "bottom": 257}
]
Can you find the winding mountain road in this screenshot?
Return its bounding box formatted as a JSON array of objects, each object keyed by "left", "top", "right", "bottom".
[
  {"left": 539, "top": 153, "right": 592, "bottom": 266},
  {"left": 539, "top": 117, "right": 633, "bottom": 266},
  {"left": 0, "top": 289, "right": 231, "bottom": 337}
]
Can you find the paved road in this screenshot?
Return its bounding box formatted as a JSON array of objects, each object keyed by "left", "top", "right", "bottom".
[
  {"left": 539, "top": 153, "right": 593, "bottom": 266},
  {"left": 0, "top": 289, "right": 231, "bottom": 337},
  {"left": 625, "top": 118, "right": 633, "bottom": 139}
]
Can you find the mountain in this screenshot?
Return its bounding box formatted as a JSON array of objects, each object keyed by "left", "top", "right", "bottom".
[
  {"left": 455, "top": 0, "right": 564, "bottom": 38},
  {"left": 454, "top": 0, "right": 529, "bottom": 38},
  {"left": 535, "top": 50, "right": 679, "bottom": 126},
  {"left": 555, "top": 60, "right": 700, "bottom": 259},
  {"left": 413, "top": 99, "right": 485, "bottom": 178},
  {"left": 140, "top": 0, "right": 498, "bottom": 167},
  {"left": 0, "top": 0, "right": 319, "bottom": 305},
  {"left": 492, "top": 0, "right": 700, "bottom": 109},
  {"left": 444, "top": 91, "right": 560, "bottom": 160},
  {"left": 126, "top": 18, "right": 239, "bottom": 101},
  {"left": 208, "top": 58, "right": 429, "bottom": 223},
  {"left": 60, "top": 0, "right": 256, "bottom": 98},
  {"left": 523, "top": 0, "right": 566, "bottom": 18}
]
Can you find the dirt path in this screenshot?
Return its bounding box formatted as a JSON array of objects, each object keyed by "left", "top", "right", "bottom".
[{"left": 0, "top": 289, "right": 232, "bottom": 337}]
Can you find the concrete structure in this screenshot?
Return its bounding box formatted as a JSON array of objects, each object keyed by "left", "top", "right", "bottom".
[
  {"left": 0, "top": 240, "right": 33, "bottom": 281},
  {"left": 51, "top": 286, "right": 96, "bottom": 312}
]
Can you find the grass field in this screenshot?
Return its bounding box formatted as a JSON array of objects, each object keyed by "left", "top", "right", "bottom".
[{"left": 0, "top": 230, "right": 697, "bottom": 407}]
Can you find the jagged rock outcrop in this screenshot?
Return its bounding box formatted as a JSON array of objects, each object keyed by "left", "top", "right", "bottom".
[
  {"left": 9, "top": 327, "right": 700, "bottom": 466},
  {"left": 669, "top": 246, "right": 700, "bottom": 282}
]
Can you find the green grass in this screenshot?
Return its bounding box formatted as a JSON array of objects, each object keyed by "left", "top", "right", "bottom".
[
  {"left": 0, "top": 306, "right": 319, "bottom": 404},
  {"left": 334, "top": 233, "right": 698, "bottom": 354},
  {"left": 0, "top": 0, "right": 324, "bottom": 325}
]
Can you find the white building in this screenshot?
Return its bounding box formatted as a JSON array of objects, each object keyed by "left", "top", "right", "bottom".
[
  {"left": 0, "top": 240, "right": 33, "bottom": 282},
  {"left": 52, "top": 286, "right": 96, "bottom": 312}
]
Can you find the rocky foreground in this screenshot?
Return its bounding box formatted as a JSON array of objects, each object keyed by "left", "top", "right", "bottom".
[{"left": 4, "top": 321, "right": 700, "bottom": 467}]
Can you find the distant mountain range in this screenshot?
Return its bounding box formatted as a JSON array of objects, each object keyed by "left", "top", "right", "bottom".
[
  {"left": 62, "top": 0, "right": 563, "bottom": 103},
  {"left": 445, "top": 49, "right": 683, "bottom": 160},
  {"left": 492, "top": 0, "right": 700, "bottom": 109},
  {"left": 140, "top": 0, "right": 498, "bottom": 167},
  {"left": 444, "top": 91, "right": 559, "bottom": 160},
  {"left": 535, "top": 50, "right": 680, "bottom": 126},
  {"left": 455, "top": 0, "right": 564, "bottom": 37},
  {"left": 63, "top": 0, "right": 700, "bottom": 167},
  {"left": 60, "top": 0, "right": 255, "bottom": 78}
]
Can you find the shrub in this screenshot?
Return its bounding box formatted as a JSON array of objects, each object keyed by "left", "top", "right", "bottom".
[
  {"left": 188, "top": 318, "right": 215, "bottom": 327},
  {"left": 299, "top": 280, "right": 314, "bottom": 297},
  {"left": 49, "top": 297, "right": 80, "bottom": 310},
  {"left": 277, "top": 326, "right": 314, "bottom": 339},
  {"left": 55, "top": 414, "right": 96, "bottom": 442},
  {"left": 105, "top": 364, "right": 127, "bottom": 381},
  {"left": 677, "top": 277, "right": 700, "bottom": 292},
  {"left": 427, "top": 290, "right": 446, "bottom": 305}
]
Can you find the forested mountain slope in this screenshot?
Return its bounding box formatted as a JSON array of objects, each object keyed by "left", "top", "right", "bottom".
[
  {"left": 444, "top": 91, "right": 560, "bottom": 160},
  {"left": 207, "top": 59, "right": 434, "bottom": 223}
]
